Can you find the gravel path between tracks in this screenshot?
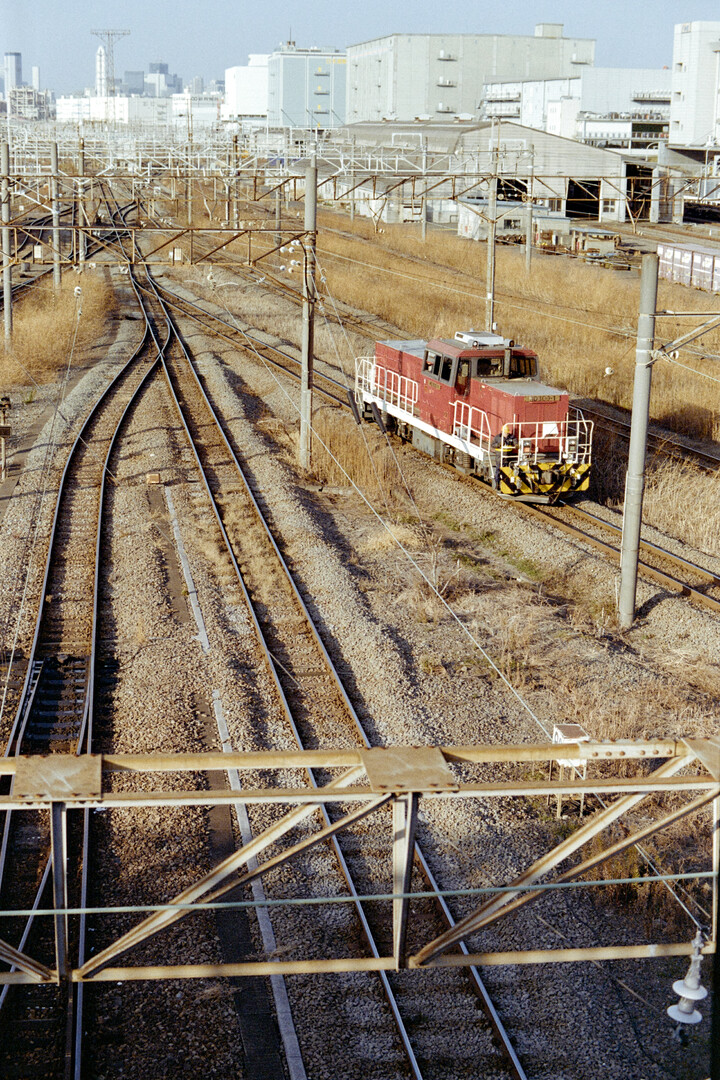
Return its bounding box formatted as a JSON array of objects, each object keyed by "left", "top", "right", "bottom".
[{"left": 158, "top": 271, "right": 715, "bottom": 1080}]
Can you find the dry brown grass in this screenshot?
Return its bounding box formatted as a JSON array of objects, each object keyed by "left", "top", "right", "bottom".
[
  {"left": 302, "top": 405, "right": 405, "bottom": 504},
  {"left": 0, "top": 270, "right": 116, "bottom": 388}
]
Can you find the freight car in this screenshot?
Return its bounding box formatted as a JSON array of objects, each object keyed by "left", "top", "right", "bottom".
[{"left": 354, "top": 330, "right": 592, "bottom": 502}]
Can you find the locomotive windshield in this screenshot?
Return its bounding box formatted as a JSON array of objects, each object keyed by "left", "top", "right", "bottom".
[{"left": 422, "top": 347, "right": 537, "bottom": 385}]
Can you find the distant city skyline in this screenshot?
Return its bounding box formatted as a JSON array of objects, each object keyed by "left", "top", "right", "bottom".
[{"left": 3, "top": 0, "right": 720, "bottom": 94}]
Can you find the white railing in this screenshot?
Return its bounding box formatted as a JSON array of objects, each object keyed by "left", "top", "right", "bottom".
[
  {"left": 355, "top": 358, "right": 419, "bottom": 416},
  {"left": 513, "top": 417, "right": 593, "bottom": 464},
  {"left": 453, "top": 401, "right": 492, "bottom": 452},
  {"left": 453, "top": 402, "right": 593, "bottom": 464}
]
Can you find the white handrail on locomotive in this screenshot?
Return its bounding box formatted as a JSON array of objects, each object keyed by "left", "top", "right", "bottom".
[
  {"left": 356, "top": 357, "right": 420, "bottom": 416},
  {"left": 453, "top": 401, "right": 592, "bottom": 468}
]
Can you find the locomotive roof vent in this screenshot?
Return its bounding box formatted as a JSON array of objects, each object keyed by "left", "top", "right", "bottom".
[{"left": 455, "top": 330, "right": 507, "bottom": 349}]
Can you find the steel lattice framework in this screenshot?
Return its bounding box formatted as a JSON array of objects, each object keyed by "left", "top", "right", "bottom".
[{"left": 0, "top": 738, "right": 716, "bottom": 986}]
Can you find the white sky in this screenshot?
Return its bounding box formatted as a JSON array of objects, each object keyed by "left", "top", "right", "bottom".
[{"left": 2, "top": 0, "right": 719, "bottom": 94}]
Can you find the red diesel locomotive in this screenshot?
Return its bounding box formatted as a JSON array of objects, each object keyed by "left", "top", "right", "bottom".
[{"left": 354, "top": 330, "right": 592, "bottom": 502}]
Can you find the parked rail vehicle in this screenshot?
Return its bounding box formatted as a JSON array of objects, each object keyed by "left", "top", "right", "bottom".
[{"left": 355, "top": 330, "right": 593, "bottom": 502}]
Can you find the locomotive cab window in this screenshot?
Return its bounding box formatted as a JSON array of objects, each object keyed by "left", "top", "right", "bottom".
[
  {"left": 509, "top": 354, "right": 537, "bottom": 378},
  {"left": 456, "top": 358, "right": 471, "bottom": 393},
  {"left": 423, "top": 350, "right": 458, "bottom": 385},
  {"left": 475, "top": 356, "right": 502, "bottom": 378}
]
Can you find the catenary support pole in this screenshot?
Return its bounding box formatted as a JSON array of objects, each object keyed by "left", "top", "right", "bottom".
[
  {"left": 618, "top": 253, "right": 659, "bottom": 629},
  {"left": 232, "top": 135, "right": 239, "bottom": 229},
  {"left": 186, "top": 141, "right": 193, "bottom": 228},
  {"left": 51, "top": 142, "right": 61, "bottom": 290},
  {"left": 299, "top": 156, "right": 317, "bottom": 471},
  {"left": 525, "top": 198, "right": 532, "bottom": 274},
  {"left": 485, "top": 123, "right": 498, "bottom": 331},
  {"left": 1, "top": 142, "right": 12, "bottom": 344},
  {"left": 421, "top": 139, "right": 427, "bottom": 242},
  {"left": 78, "top": 138, "right": 86, "bottom": 270}
]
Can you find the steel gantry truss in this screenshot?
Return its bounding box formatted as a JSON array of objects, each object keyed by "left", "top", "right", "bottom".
[{"left": 0, "top": 738, "right": 717, "bottom": 986}]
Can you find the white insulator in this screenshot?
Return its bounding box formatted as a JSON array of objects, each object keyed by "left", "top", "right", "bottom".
[
  {"left": 667, "top": 932, "right": 707, "bottom": 1026},
  {"left": 290, "top": 259, "right": 300, "bottom": 266},
  {"left": 604, "top": 366, "right": 614, "bottom": 376},
  {"left": 73, "top": 286, "right": 82, "bottom": 298}
]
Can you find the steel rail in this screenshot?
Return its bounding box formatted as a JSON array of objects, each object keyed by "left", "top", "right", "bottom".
[
  {"left": 516, "top": 500, "right": 720, "bottom": 615},
  {"left": 143, "top": 266, "right": 526, "bottom": 1080},
  {"left": 575, "top": 402, "right": 720, "bottom": 474},
  {"left": 0, "top": 190, "right": 161, "bottom": 1079},
  {"left": 138, "top": 271, "right": 425, "bottom": 1080},
  {"left": 149, "top": 277, "right": 350, "bottom": 404}
]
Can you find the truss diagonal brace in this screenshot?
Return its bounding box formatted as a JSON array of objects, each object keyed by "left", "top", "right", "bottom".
[
  {"left": 0, "top": 937, "right": 54, "bottom": 982},
  {"left": 78, "top": 766, "right": 367, "bottom": 978},
  {"left": 393, "top": 793, "right": 418, "bottom": 969},
  {"left": 412, "top": 754, "right": 689, "bottom": 966},
  {"left": 433, "top": 784, "right": 720, "bottom": 948}
]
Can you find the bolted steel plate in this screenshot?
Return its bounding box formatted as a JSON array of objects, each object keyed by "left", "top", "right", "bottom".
[
  {"left": 361, "top": 746, "right": 456, "bottom": 793},
  {"left": 14, "top": 754, "right": 102, "bottom": 801}
]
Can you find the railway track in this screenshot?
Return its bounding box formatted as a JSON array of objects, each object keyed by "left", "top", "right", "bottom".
[
  {"left": 0, "top": 299, "right": 158, "bottom": 1079},
  {"left": 62, "top": 186, "right": 526, "bottom": 1077},
  {"left": 519, "top": 499, "right": 720, "bottom": 615},
  {"left": 128, "top": 262, "right": 527, "bottom": 1079},
  {"left": 573, "top": 400, "right": 720, "bottom": 473}
]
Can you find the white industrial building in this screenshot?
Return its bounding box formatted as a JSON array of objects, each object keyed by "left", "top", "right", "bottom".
[
  {"left": 669, "top": 21, "right": 720, "bottom": 148},
  {"left": 222, "top": 56, "right": 269, "bottom": 121},
  {"left": 346, "top": 25, "right": 594, "bottom": 124},
  {"left": 3, "top": 52, "right": 22, "bottom": 96},
  {"left": 267, "top": 43, "right": 346, "bottom": 129},
  {"left": 55, "top": 93, "right": 220, "bottom": 128},
  {"left": 484, "top": 68, "right": 671, "bottom": 151}
]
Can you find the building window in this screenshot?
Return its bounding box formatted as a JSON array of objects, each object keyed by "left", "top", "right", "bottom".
[{"left": 602, "top": 200, "right": 617, "bottom": 213}]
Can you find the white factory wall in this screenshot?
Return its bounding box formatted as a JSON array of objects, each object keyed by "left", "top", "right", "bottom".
[
  {"left": 223, "top": 55, "right": 269, "bottom": 119},
  {"left": 670, "top": 21, "right": 720, "bottom": 147},
  {"left": 485, "top": 68, "right": 670, "bottom": 135},
  {"left": 347, "top": 26, "right": 595, "bottom": 123},
  {"left": 267, "top": 45, "right": 346, "bottom": 128}
]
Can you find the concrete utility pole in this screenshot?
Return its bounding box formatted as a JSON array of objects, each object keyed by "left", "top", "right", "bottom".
[
  {"left": 485, "top": 119, "right": 498, "bottom": 331},
  {"left": 525, "top": 199, "right": 533, "bottom": 274},
  {"left": 51, "top": 142, "right": 61, "bottom": 291},
  {"left": 299, "top": 156, "right": 317, "bottom": 470},
  {"left": 78, "top": 138, "right": 86, "bottom": 270},
  {"left": 618, "top": 254, "right": 659, "bottom": 629},
  {"left": 421, "top": 138, "right": 428, "bottom": 242},
  {"left": 349, "top": 136, "right": 355, "bottom": 223},
  {"left": 231, "top": 135, "right": 239, "bottom": 228},
  {"left": 2, "top": 142, "right": 12, "bottom": 344},
  {"left": 485, "top": 171, "right": 497, "bottom": 330}
]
